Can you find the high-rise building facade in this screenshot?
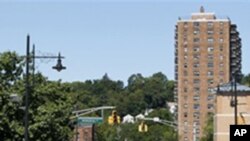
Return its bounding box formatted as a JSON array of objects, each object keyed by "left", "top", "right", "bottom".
[{"left": 174, "top": 7, "right": 241, "bottom": 141}]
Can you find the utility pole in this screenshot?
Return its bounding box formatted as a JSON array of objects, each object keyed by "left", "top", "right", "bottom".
[
  {"left": 24, "top": 35, "right": 30, "bottom": 141},
  {"left": 234, "top": 75, "right": 238, "bottom": 125}
]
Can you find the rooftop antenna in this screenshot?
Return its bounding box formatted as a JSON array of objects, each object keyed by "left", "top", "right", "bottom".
[{"left": 200, "top": 6, "right": 205, "bottom": 13}]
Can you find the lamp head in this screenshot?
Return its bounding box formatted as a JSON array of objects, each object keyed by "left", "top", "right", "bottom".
[{"left": 52, "top": 53, "right": 66, "bottom": 72}]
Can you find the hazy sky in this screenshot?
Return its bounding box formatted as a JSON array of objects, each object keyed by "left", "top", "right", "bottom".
[{"left": 0, "top": 0, "right": 249, "bottom": 83}]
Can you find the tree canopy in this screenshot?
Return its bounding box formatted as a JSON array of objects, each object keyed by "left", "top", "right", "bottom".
[{"left": 1, "top": 51, "right": 177, "bottom": 140}]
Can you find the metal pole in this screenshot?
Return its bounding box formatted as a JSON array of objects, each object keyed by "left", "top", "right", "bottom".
[
  {"left": 234, "top": 75, "right": 238, "bottom": 125},
  {"left": 25, "top": 35, "right": 30, "bottom": 141},
  {"left": 32, "top": 44, "right": 35, "bottom": 87},
  {"left": 75, "top": 114, "right": 78, "bottom": 141},
  {"left": 102, "top": 109, "right": 104, "bottom": 121}
]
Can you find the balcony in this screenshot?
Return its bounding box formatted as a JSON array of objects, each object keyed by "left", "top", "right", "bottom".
[
  {"left": 231, "top": 53, "right": 236, "bottom": 58},
  {"left": 230, "top": 38, "right": 237, "bottom": 42}
]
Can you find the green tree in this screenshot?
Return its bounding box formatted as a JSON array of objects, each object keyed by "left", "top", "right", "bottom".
[
  {"left": 201, "top": 113, "right": 214, "bottom": 141},
  {"left": 28, "top": 76, "right": 73, "bottom": 141},
  {"left": 0, "top": 52, "right": 24, "bottom": 140},
  {"left": 0, "top": 51, "right": 73, "bottom": 140},
  {"left": 242, "top": 73, "right": 250, "bottom": 86}
]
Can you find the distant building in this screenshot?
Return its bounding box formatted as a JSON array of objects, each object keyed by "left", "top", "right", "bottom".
[
  {"left": 73, "top": 117, "right": 97, "bottom": 141},
  {"left": 175, "top": 6, "right": 242, "bottom": 141},
  {"left": 215, "top": 82, "right": 250, "bottom": 141},
  {"left": 135, "top": 114, "right": 145, "bottom": 122},
  {"left": 73, "top": 125, "right": 94, "bottom": 141},
  {"left": 122, "top": 114, "right": 135, "bottom": 123},
  {"left": 167, "top": 102, "right": 177, "bottom": 114}
]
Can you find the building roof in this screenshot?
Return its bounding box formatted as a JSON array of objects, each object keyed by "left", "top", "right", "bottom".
[
  {"left": 218, "top": 82, "right": 250, "bottom": 92},
  {"left": 122, "top": 114, "right": 135, "bottom": 123},
  {"left": 177, "top": 6, "right": 230, "bottom": 22}
]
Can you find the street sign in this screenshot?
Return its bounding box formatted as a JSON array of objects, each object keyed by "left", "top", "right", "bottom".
[{"left": 77, "top": 117, "right": 103, "bottom": 125}]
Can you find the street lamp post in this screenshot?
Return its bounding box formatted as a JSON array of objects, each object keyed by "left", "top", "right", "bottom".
[{"left": 24, "top": 35, "right": 66, "bottom": 141}]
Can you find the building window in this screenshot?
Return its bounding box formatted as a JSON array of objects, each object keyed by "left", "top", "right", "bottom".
[
  {"left": 220, "top": 46, "right": 223, "bottom": 51},
  {"left": 208, "top": 104, "right": 214, "bottom": 110},
  {"left": 183, "top": 37, "right": 187, "bottom": 42},
  {"left": 219, "top": 38, "right": 224, "bottom": 43},
  {"left": 184, "top": 112, "right": 188, "bottom": 118},
  {"left": 193, "top": 104, "right": 200, "bottom": 110},
  {"left": 208, "top": 54, "right": 213, "bottom": 60},
  {"left": 220, "top": 71, "right": 224, "bottom": 77},
  {"left": 220, "top": 79, "right": 224, "bottom": 84},
  {"left": 184, "top": 47, "right": 188, "bottom": 52},
  {"left": 220, "top": 63, "right": 224, "bottom": 68},
  {"left": 194, "top": 87, "right": 200, "bottom": 93},
  {"left": 208, "top": 47, "right": 214, "bottom": 52},
  {"left": 207, "top": 71, "right": 213, "bottom": 77},
  {"left": 184, "top": 104, "right": 188, "bottom": 108},
  {"left": 194, "top": 121, "right": 200, "bottom": 127},
  {"left": 193, "top": 112, "right": 200, "bottom": 119},
  {"left": 183, "top": 41, "right": 188, "bottom": 45},
  {"left": 194, "top": 22, "right": 200, "bottom": 27},
  {"left": 183, "top": 43, "right": 188, "bottom": 48},
  {"left": 184, "top": 63, "right": 188, "bottom": 68},
  {"left": 207, "top": 38, "right": 214, "bottom": 43},
  {"left": 184, "top": 88, "right": 188, "bottom": 93},
  {"left": 208, "top": 79, "right": 213, "bottom": 85},
  {"left": 184, "top": 95, "right": 188, "bottom": 100},
  {"left": 220, "top": 55, "right": 223, "bottom": 60},
  {"left": 194, "top": 79, "right": 200, "bottom": 85},
  {"left": 193, "top": 38, "right": 200, "bottom": 43},
  {"left": 184, "top": 79, "right": 188, "bottom": 85},
  {"left": 193, "top": 54, "right": 200, "bottom": 60},
  {"left": 194, "top": 30, "right": 200, "bottom": 35},
  {"left": 207, "top": 22, "right": 213, "bottom": 27},
  {"left": 208, "top": 63, "right": 213, "bottom": 68},
  {"left": 183, "top": 28, "right": 188, "bottom": 33},
  {"left": 207, "top": 95, "right": 214, "bottom": 101},
  {"left": 196, "top": 129, "right": 200, "bottom": 135},
  {"left": 184, "top": 54, "right": 188, "bottom": 60},
  {"left": 193, "top": 47, "right": 200, "bottom": 52},
  {"left": 207, "top": 87, "right": 214, "bottom": 94},
  {"left": 193, "top": 63, "right": 200, "bottom": 68},
  {"left": 207, "top": 30, "right": 214, "bottom": 35},
  {"left": 194, "top": 95, "right": 200, "bottom": 101},
  {"left": 184, "top": 121, "right": 188, "bottom": 126},
  {"left": 184, "top": 70, "right": 188, "bottom": 76},
  {"left": 194, "top": 71, "right": 200, "bottom": 76},
  {"left": 184, "top": 22, "right": 188, "bottom": 28}
]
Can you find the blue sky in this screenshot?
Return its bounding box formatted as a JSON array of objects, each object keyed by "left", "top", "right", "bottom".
[{"left": 0, "top": 0, "right": 249, "bottom": 83}]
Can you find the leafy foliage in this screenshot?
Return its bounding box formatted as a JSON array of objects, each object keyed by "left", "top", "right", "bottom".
[
  {"left": 0, "top": 52, "right": 73, "bottom": 141},
  {"left": 201, "top": 113, "right": 214, "bottom": 141},
  {"left": 1, "top": 51, "right": 177, "bottom": 140},
  {"left": 241, "top": 73, "right": 250, "bottom": 86}
]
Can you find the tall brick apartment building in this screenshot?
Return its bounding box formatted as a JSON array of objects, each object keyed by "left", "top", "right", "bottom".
[{"left": 174, "top": 7, "right": 242, "bottom": 141}]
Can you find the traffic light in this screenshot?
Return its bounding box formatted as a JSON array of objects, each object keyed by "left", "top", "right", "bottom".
[
  {"left": 138, "top": 121, "right": 148, "bottom": 132},
  {"left": 108, "top": 110, "right": 120, "bottom": 125},
  {"left": 108, "top": 116, "right": 114, "bottom": 124}
]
